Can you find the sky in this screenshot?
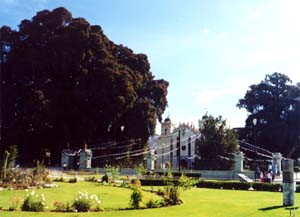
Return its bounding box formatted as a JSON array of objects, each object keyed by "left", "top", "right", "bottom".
[{"left": 1, "top": 0, "right": 300, "bottom": 132}]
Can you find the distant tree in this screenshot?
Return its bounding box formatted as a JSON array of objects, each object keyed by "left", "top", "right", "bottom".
[
  {"left": 195, "top": 114, "right": 238, "bottom": 169},
  {"left": 0, "top": 7, "right": 168, "bottom": 164},
  {"left": 237, "top": 72, "right": 300, "bottom": 157}
]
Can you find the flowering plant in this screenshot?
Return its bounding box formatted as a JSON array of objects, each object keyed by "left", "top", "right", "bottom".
[
  {"left": 21, "top": 190, "right": 46, "bottom": 211},
  {"left": 72, "top": 191, "right": 101, "bottom": 212}
]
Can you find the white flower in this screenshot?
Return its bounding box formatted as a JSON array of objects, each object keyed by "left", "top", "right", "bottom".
[
  {"left": 25, "top": 189, "right": 29, "bottom": 192},
  {"left": 31, "top": 191, "right": 35, "bottom": 195},
  {"left": 45, "top": 206, "right": 48, "bottom": 209}
]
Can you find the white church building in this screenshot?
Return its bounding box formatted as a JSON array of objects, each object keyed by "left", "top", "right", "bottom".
[{"left": 154, "top": 117, "right": 200, "bottom": 170}]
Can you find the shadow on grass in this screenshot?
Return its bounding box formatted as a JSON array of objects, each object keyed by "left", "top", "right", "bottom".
[
  {"left": 259, "top": 205, "right": 285, "bottom": 211},
  {"left": 259, "top": 205, "right": 299, "bottom": 211}
]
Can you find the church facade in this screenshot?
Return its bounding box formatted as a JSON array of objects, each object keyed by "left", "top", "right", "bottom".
[{"left": 155, "top": 118, "right": 200, "bottom": 170}]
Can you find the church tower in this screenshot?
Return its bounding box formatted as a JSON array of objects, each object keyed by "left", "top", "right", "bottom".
[{"left": 161, "top": 117, "right": 172, "bottom": 136}]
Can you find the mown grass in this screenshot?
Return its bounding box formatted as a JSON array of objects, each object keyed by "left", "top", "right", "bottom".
[{"left": 0, "top": 181, "right": 298, "bottom": 217}]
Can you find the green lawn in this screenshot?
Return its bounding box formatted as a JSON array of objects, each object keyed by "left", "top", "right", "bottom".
[{"left": 0, "top": 181, "right": 298, "bottom": 217}]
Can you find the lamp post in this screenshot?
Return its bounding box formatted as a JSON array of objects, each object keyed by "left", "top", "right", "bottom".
[{"left": 252, "top": 118, "right": 257, "bottom": 146}]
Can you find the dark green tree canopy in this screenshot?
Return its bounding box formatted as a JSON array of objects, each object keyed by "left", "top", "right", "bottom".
[
  {"left": 237, "top": 72, "right": 300, "bottom": 157},
  {"left": 0, "top": 7, "right": 168, "bottom": 164},
  {"left": 197, "top": 114, "right": 238, "bottom": 160}
]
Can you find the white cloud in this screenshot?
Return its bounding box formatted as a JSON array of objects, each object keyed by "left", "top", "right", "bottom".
[
  {"left": 188, "top": 79, "right": 253, "bottom": 107},
  {"left": 203, "top": 28, "right": 209, "bottom": 35},
  {"left": 218, "top": 31, "right": 229, "bottom": 39},
  {"left": 248, "top": 9, "right": 263, "bottom": 20}
]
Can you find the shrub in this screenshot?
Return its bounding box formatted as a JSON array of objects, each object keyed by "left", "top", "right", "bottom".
[
  {"left": 130, "top": 187, "right": 143, "bottom": 209},
  {"left": 72, "top": 192, "right": 101, "bottom": 212},
  {"left": 53, "top": 201, "right": 66, "bottom": 212},
  {"left": 53, "top": 177, "right": 65, "bottom": 182},
  {"left": 68, "top": 177, "right": 77, "bottom": 183},
  {"left": 101, "top": 174, "right": 109, "bottom": 183},
  {"left": 146, "top": 198, "right": 161, "bottom": 208},
  {"left": 84, "top": 176, "right": 97, "bottom": 182},
  {"left": 32, "top": 162, "right": 48, "bottom": 182},
  {"left": 196, "top": 180, "right": 282, "bottom": 192},
  {"left": 139, "top": 179, "right": 179, "bottom": 186},
  {"left": 163, "top": 185, "right": 180, "bottom": 205},
  {"left": 129, "top": 179, "right": 143, "bottom": 208},
  {"left": 179, "top": 174, "right": 196, "bottom": 190},
  {"left": 21, "top": 191, "right": 46, "bottom": 212}
]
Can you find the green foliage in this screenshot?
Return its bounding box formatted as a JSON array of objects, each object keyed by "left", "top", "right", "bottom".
[
  {"left": 135, "top": 164, "right": 146, "bottom": 177},
  {"left": 21, "top": 191, "right": 46, "bottom": 212},
  {"left": 53, "top": 177, "right": 65, "bottom": 182},
  {"left": 53, "top": 201, "right": 74, "bottom": 212},
  {"left": 178, "top": 174, "right": 196, "bottom": 190},
  {"left": 72, "top": 192, "right": 101, "bottom": 212},
  {"left": 101, "top": 174, "right": 109, "bottom": 183},
  {"left": 84, "top": 176, "right": 97, "bottom": 182},
  {"left": 237, "top": 72, "right": 300, "bottom": 157},
  {"left": 105, "top": 166, "right": 120, "bottom": 180},
  {"left": 145, "top": 198, "right": 162, "bottom": 208},
  {"left": 195, "top": 114, "right": 237, "bottom": 170},
  {"left": 139, "top": 179, "right": 179, "bottom": 186},
  {"left": 129, "top": 179, "right": 143, "bottom": 208},
  {"left": 68, "top": 177, "right": 77, "bottom": 183},
  {"left": 196, "top": 180, "right": 281, "bottom": 192},
  {"left": 163, "top": 185, "right": 180, "bottom": 205},
  {"left": 32, "top": 162, "right": 48, "bottom": 182},
  {"left": 0, "top": 7, "right": 169, "bottom": 165}
]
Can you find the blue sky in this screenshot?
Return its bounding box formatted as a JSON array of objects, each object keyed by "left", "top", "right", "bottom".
[{"left": 1, "top": 0, "right": 300, "bottom": 132}]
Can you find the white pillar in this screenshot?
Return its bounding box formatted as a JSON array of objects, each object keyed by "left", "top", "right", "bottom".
[
  {"left": 272, "top": 152, "right": 282, "bottom": 176},
  {"left": 282, "top": 159, "right": 294, "bottom": 206}
]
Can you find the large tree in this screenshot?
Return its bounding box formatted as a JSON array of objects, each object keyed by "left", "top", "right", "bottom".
[
  {"left": 195, "top": 114, "right": 238, "bottom": 169},
  {"left": 237, "top": 72, "right": 300, "bottom": 158},
  {"left": 0, "top": 7, "right": 168, "bottom": 164}
]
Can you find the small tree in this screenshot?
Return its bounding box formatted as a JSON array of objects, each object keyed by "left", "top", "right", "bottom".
[
  {"left": 130, "top": 180, "right": 143, "bottom": 209},
  {"left": 195, "top": 114, "right": 238, "bottom": 170}
]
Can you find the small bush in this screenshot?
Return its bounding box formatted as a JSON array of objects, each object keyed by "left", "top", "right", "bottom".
[
  {"left": 68, "top": 178, "right": 77, "bottom": 183},
  {"left": 164, "top": 185, "right": 180, "bottom": 205},
  {"left": 146, "top": 198, "right": 161, "bottom": 208},
  {"left": 179, "top": 174, "right": 196, "bottom": 190},
  {"left": 129, "top": 179, "right": 143, "bottom": 209},
  {"left": 21, "top": 191, "right": 46, "bottom": 212},
  {"left": 72, "top": 192, "right": 101, "bottom": 212},
  {"left": 53, "top": 177, "right": 65, "bottom": 182},
  {"left": 157, "top": 188, "right": 165, "bottom": 196},
  {"left": 32, "top": 163, "right": 49, "bottom": 182},
  {"left": 130, "top": 187, "right": 143, "bottom": 209},
  {"left": 84, "top": 176, "right": 97, "bottom": 182},
  {"left": 53, "top": 201, "right": 66, "bottom": 212},
  {"left": 101, "top": 174, "right": 109, "bottom": 183}
]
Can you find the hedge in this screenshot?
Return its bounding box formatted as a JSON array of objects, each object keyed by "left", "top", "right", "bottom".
[
  {"left": 139, "top": 179, "right": 179, "bottom": 186},
  {"left": 156, "top": 172, "right": 201, "bottom": 178},
  {"left": 196, "top": 180, "right": 282, "bottom": 192}
]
